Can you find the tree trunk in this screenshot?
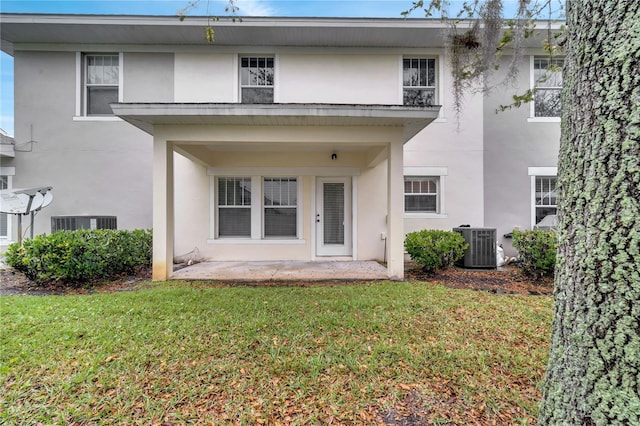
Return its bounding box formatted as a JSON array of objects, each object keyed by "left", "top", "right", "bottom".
[{"left": 539, "top": 1, "right": 640, "bottom": 424}]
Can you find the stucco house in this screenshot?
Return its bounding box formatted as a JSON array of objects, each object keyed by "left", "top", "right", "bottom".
[{"left": 0, "top": 14, "right": 561, "bottom": 280}]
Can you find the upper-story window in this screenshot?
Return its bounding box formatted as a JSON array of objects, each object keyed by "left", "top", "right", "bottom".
[
  {"left": 533, "top": 57, "right": 563, "bottom": 118},
  {"left": 403, "top": 58, "right": 437, "bottom": 106},
  {"left": 84, "top": 54, "right": 120, "bottom": 116},
  {"left": 240, "top": 57, "right": 274, "bottom": 103}
]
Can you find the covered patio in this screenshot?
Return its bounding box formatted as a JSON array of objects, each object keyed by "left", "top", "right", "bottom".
[
  {"left": 171, "top": 260, "right": 389, "bottom": 281},
  {"left": 112, "top": 103, "right": 439, "bottom": 282}
]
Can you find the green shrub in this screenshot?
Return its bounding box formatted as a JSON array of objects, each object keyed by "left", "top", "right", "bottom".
[
  {"left": 4, "top": 229, "right": 152, "bottom": 285},
  {"left": 512, "top": 230, "right": 557, "bottom": 279},
  {"left": 405, "top": 229, "right": 469, "bottom": 273}
]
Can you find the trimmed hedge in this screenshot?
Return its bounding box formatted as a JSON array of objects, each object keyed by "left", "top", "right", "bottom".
[
  {"left": 512, "top": 229, "right": 557, "bottom": 279},
  {"left": 405, "top": 229, "right": 469, "bottom": 273},
  {"left": 4, "top": 229, "right": 152, "bottom": 285}
]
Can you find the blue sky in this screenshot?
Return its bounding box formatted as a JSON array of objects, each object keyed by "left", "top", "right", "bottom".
[{"left": 0, "top": 0, "right": 554, "bottom": 135}]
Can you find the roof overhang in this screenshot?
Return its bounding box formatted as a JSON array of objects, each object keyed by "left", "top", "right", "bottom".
[
  {"left": 0, "top": 13, "right": 564, "bottom": 55},
  {"left": 111, "top": 103, "right": 441, "bottom": 142}
]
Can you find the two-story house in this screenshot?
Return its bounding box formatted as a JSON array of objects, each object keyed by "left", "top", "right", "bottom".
[{"left": 0, "top": 14, "right": 561, "bottom": 280}]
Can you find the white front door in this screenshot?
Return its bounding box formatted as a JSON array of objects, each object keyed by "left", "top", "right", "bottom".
[{"left": 316, "top": 177, "right": 352, "bottom": 256}]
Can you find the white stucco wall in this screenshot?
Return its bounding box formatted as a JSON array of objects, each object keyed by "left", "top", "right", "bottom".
[
  {"left": 164, "top": 124, "right": 399, "bottom": 263},
  {"left": 11, "top": 51, "right": 153, "bottom": 237},
  {"left": 483, "top": 54, "right": 561, "bottom": 255},
  {"left": 277, "top": 54, "right": 400, "bottom": 104},
  {"left": 357, "top": 160, "right": 388, "bottom": 261},
  {"left": 171, "top": 51, "right": 404, "bottom": 105},
  {"left": 174, "top": 53, "right": 237, "bottom": 102},
  {"left": 402, "top": 57, "right": 485, "bottom": 236}
]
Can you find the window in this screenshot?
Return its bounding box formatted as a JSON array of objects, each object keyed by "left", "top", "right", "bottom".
[
  {"left": 0, "top": 175, "right": 8, "bottom": 238},
  {"left": 403, "top": 58, "right": 437, "bottom": 106},
  {"left": 84, "top": 54, "right": 119, "bottom": 115},
  {"left": 240, "top": 57, "right": 274, "bottom": 103},
  {"left": 217, "top": 177, "right": 252, "bottom": 237},
  {"left": 533, "top": 57, "right": 563, "bottom": 117},
  {"left": 263, "top": 178, "right": 297, "bottom": 238},
  {"left": 534, "top": 176, "right": 557, "bottom": 226},
  {"left": 404, "top": 176, "right": 439, "bottom": 213}
]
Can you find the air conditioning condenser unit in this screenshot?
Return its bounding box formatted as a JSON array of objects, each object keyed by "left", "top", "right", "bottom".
[{"left": 453, "top": 227, "right": 497, "bottom": 268}]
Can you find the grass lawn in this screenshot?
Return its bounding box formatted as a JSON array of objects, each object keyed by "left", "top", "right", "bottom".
[{"left": 0, "top": 280, "right": 552, "bottom": 425}]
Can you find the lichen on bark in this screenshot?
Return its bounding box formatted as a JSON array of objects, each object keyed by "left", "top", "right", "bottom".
[{"left": 538, "top": 0, "right": 640, "bottom": 424}]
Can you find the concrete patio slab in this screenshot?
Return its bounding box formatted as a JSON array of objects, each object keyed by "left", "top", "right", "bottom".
[{"left": 171, "top": 260, "right": 389, "bottom": 281}]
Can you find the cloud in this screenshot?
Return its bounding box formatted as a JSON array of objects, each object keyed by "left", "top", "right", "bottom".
[{"left": 235, "top": 0, "right": 275, "bottom": 16}]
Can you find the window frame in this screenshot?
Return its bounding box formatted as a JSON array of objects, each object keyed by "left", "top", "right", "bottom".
[
  {"left": 216, "top": 177, "right": 253, "bottom": 238},
  {"left": 402, "top": 57, "right": 438, "bottom": 107},
  {"left": 263, "top": 177, "right": 298, "bottom": 239},
  {"left": 239, "top": 55, "right": 275, "bottom": 104},
  {"left": 75, "top": 52, "right": 123, "bottom": 119},
  {"left": 211, "top": 173, "right": 302, "bottom": 242},
  {"left": 403, "top": 167, "right": 448, "bottom": 218},
  {"left": 529, "top": 56, "right": 564, "bottom": 121},
  {"left": 404, "top": 176, "right": 439, "bottom": 213},
  {"left": 528, "top": 167, "right": 558, "bottom": 229}
]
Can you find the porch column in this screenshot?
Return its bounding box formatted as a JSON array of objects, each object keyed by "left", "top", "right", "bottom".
[
  {"left": 387, "top": 140, "right": 404, "bottom": 280},
  {"left": 152, "top": 137, "right": 174, "bottom": 281}
]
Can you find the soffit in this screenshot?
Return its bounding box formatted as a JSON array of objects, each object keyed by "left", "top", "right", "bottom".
[
  {"left": 0, "top": 14, "right": 563, "bottom": 54},
  {"left": 110, "top": 103, "right": 441, "bottom": 143}
]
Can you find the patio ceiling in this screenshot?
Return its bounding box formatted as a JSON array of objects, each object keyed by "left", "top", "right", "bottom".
[{"left": 111, "top": 103, "right": 441, "bottom": 143}]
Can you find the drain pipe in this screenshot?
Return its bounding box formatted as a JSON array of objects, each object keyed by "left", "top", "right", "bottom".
[{"left": 381, "top": 232, "right": 387, "bottom": 264}]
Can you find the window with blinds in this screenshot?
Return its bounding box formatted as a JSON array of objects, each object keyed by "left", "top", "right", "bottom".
[
  {"left": 84, "top": 54, "right": 119, "bottom": 116},
  {"left": 404, "top": 176, "right": 439, "bottom": 213},
  {"left": 323, "top": 182, "right": 345, "bottom": 245},
  {"left": 263, "top": 177, "right": 297, "bottom": 238},
  {"left": 218, "top": 177, "right": 252, "bottom": 237}
]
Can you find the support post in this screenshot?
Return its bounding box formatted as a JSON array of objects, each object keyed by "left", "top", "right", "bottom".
[
  {"left": 386, "top": 140, "right": 404, "bottom": 280},
  {"left": 152, "top": 137, "right": 174, "bottom": 281}
]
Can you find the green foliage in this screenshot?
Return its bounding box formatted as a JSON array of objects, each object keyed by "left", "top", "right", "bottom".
[
  {"left": 4, "top": 229, "right": 152, "bottom": 285},
  {"left": 404, "top": 229, "right": 469, "bottom": 273},
  {"left": 512, "top": 230, "right": 557, "bottom": 279}
]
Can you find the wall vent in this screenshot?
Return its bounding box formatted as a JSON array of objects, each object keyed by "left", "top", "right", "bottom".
[
  {"left": 51, "top": 216, "right": 117, "bottom": 232},
  {"left": 453, "top": 227, "right": 497, "bottom": 268}
]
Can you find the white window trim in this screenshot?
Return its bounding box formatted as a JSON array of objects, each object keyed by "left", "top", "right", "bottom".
[
  {"left": 400, "top": 55, "right": 442, "bottom": 114},
  {"left": 528, "top": 55, "right": 561, "bottom": 123},
  {"left": 238, "top": 55, "right": 277, "bottom": 104},
  {"left": 398, "top": 53, "right": 446, "bottom": 122},
  {"left": 74, "top": 52, "right": 123, "bottom": 120},
  {"left": 528, "top": 166, "right": 558, "bottom": 229},
  {"left": 208, "top": 172, "right": 304, "bottom": 243},
  {"left": 403, "top": 166, "right": 448, "bottom": 218},
  {"left": 214, "top": 177, "right": 253, "bottom": 239},
  {"left": 262, "top": 177, "right": 300, "bottom": 240},
  {"left": 0, "top": 167, "right": 16, "bottom": 243}
]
